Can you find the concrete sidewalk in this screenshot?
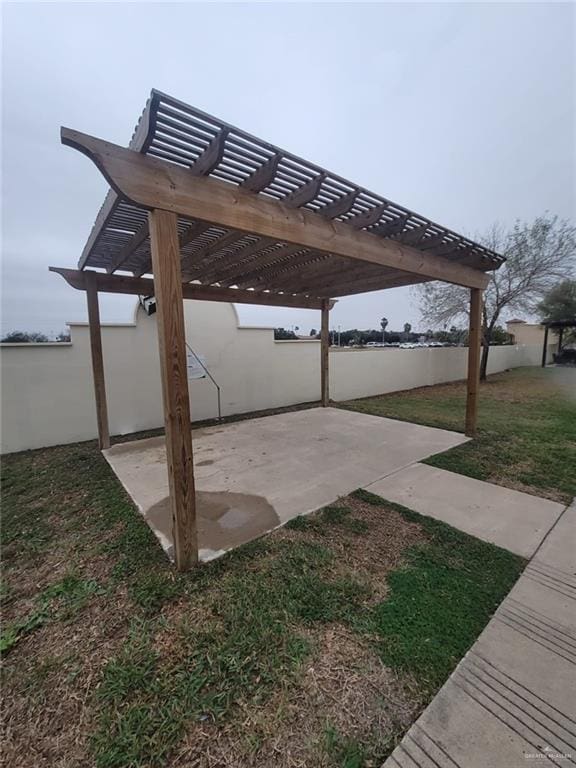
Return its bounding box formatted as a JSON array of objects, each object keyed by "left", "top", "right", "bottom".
[
  {"left": 365, "top": 463, "right": 565, "bottom": 558},
  {"left": 382, "top": 501, "right": 576, "bottom": 768}
]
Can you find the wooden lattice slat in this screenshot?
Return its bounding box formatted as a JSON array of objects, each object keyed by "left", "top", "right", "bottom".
[{"left": 75, "top": 89, "right": 503, "bottom": 298}]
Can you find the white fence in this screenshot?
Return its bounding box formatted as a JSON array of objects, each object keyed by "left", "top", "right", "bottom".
[{"left": 0, "top": 299, "right": 549, "bottom": 454}]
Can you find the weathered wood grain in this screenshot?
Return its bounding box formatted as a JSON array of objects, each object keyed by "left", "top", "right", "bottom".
[
  {"left": 85, "top": 272, "right": 110, "bottom": 450},
  {"left": 148, "top": 209, "right": 198, "bottom": 571},
  {"left": 49, "top": 267, "right": 328, "bottom": 309}
]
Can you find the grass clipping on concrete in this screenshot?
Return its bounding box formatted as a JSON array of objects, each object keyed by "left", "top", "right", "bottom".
[{"left": 1, "top": 442, "right": 524, "bottom": 768}]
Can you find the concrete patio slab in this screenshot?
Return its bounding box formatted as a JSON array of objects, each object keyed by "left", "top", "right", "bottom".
[
  {"left": 104, "top": 407, "right": 467, "bottom": 561},
  {"left": 383, "top": 501, "right": 576, "bottom": 768},
  {"left": 364, "top": 463, "right": 565, "bottom": 558}
]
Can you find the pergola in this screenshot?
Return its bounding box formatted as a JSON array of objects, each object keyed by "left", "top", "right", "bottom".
[{"left": 51, "top": 89, "right": 504, "bottom": 570}]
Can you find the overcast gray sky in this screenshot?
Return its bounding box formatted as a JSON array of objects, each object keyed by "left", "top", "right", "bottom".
[{"left": 2, "top": 1, "right": 574, "bottom": 337}]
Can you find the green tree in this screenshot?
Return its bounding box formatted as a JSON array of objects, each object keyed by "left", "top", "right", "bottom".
[
  {"left": 489, "top": 325, "right": 512, "bottom": 345},
  {"left": 1, "top": 331, "right": 49, "bottom": 343},
  {"left": 449, "top": 326, "right": 467, "bottom": 345},
  {"left": 274, "top": 328, "right": 298, "bottom": 340},
  {"left": 537, "top": 280, "right": 576, "bottom": 322}
]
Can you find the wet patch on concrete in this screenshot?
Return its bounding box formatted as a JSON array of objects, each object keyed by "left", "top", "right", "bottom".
[
  {"left": 146, "top": 490, "right": 280, "bottom": 558},
  {"left": 104, "top": 408, "right": 469, "bottom": 564}
]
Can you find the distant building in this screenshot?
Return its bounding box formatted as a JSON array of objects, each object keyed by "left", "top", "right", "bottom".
[{"left": 506, "top": 319, "right": 557, "bottom": 346}]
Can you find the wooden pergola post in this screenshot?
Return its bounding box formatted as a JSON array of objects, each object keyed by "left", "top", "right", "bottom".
[
  {"left": 465, "top": 287, "right": 483, "bottom": 437},
  {"left": 148, "top": 209, "right": 198, "bottom": 570},
  {"left": 320, "top": 299, "right": 330, "bottom": 406},
  {"left": 85, "top": 271, "right": 110, "bottom": 450},
  {"left": 541, "top": 325, "right": 549, "bottom": 367}
]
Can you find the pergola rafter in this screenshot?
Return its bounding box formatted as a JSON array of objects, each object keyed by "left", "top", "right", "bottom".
[
  {"left": 62, "top": 127, "right": 491, "bottom": 290},
  {"left": 74, "top": 91, "right": 502, "bottom": 283},
  {"left": 52, "top": 90, "right": 504, "bottom": 571}
]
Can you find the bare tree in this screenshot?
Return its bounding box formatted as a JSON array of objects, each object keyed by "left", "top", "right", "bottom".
[{"left": 415, "top": 214, "right": 576, "bottom": 379}]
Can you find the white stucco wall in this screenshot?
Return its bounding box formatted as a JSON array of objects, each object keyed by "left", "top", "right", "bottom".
[
  {"left": 0, "top": 299, "right": 549, "bottom": 454},
  {"left": 330, "top": 341, "right": 546, "bottom": 401}
]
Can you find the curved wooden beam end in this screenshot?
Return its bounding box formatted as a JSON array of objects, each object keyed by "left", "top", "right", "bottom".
[{"left": 60, "top": 127, "right": 131, "bottom": 205}]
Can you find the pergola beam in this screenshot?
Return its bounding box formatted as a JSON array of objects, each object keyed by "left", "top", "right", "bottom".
[
  {"left": 49, "top": 267, "right": 329, "bottom": 310},
  {"left": 61, "top": 128, "right": 489, "bottom": 290}
]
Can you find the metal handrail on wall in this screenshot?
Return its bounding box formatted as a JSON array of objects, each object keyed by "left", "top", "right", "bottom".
[{"left": 185, "top": 342, "right": 222, "bottom": 422}]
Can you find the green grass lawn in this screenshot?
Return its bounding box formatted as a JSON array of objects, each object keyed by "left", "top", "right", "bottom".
[
  {"left": 339, "top": 366, "right": 576, "bottom": 504},
  {"left": 1, "top": 438, "right": 524, "bottom": 768}
]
